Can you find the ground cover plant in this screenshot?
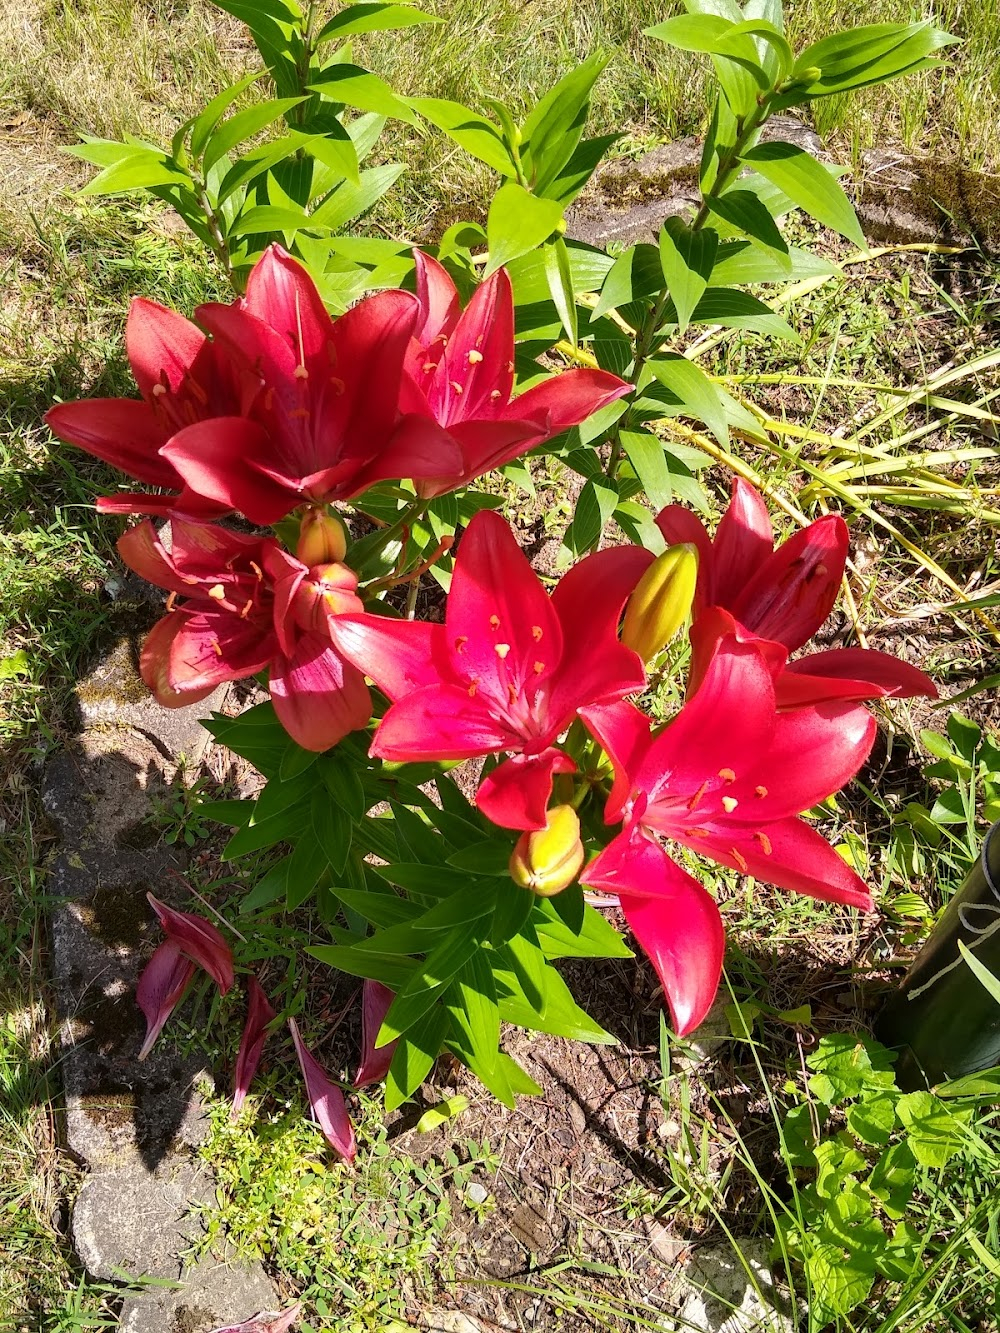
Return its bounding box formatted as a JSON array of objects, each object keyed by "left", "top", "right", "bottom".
[{"left": 3, "top": 0, "right": 1000, "bottom": 1330}]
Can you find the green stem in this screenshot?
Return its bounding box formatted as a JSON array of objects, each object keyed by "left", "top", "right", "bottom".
[{"left": 602, "top": 93, "right": 775, "bottom": 491}]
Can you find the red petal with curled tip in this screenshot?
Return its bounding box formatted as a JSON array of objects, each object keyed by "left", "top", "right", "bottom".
[
  {"left": 710, "top": 477, "right": 774, "bottom": 606},
  {"left": 147, "top": 892, "right": 234, "bottom": 994},
  {"left": 355, "top": 980, "right": 397, "bottom": 1088},
  {"left": 136, "top": 940, "right": 196, "bottom": 1060},
  {"left": 126, "top": 297, "right": 207, "bottom": 401},
  {"left": 232, "top": 978, "right": 277, "bottom": 1117},
  {"left": 476, "top": 748, "right": 577, "bottom": 832},
  {"left": 46, "top": 399, "right": 178, "bottom": 488},
  {"left": 583, "top": 830, "right": 725, "bottom": 1037},
  {"left": 289, "top": 1019, "right": 356, "bottom": 1163},
  {"left": 731, "top": 513, "right": 848, "bottom": 652}
]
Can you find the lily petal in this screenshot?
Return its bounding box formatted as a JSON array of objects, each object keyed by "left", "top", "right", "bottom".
[
  {"left": 46, "top": 399, "right": 178, "bottom": 488},
  {"left": 411, "top": 248, "right": 460, "bottom": 346},
  {"left": 289, "top": 1018, "right": 357, "bottom": 1162},
  {"left": 329, "top": 614, "right": 448, "bottom": 700},
  {"left": 232, "top": 978, "right": 277, "bottom": 1118},
  {"left": 732, "top": 513, "right": 848, "bottom": 651},
  {"left": 784, "top": 648, "right": 937, "bottom": 701},
  {"left": 476, "top": 748, "right": 577, "bottom": 831},
  {"left": 161, "top": 418, "right": 297, "bottom": 526},
  {"left": 684, "top": 816, "right": 873, "bottom": 910},
  {"left": 136, "top": 940, "right": 196, "bottom": 1060},
  {"left": 500, "top": 367, "right": 631, "bottom": 435},
  {"left": 370, "top": 683, "right": 516, "bottom": 761},
  {"left": 578, "top": 700, "right": 652, "bottom": 824},
  {"left": 126, "top": 297, "right": 207, "bottom": 401},
  {"left": 583, "top": 831, "right": 725, "bottom": 1037},
  {"left": 208, "top": 1304, "right": 302, "bottom": 1333},
  {"left": 269, "top": 636, "right": 371, "bottom": 752},
  {"left": 147, "top": 892, "right": 235, "bottom": 994},
  {"left": 355, "top": 980, "right": 397, "bottom": 1087},
  {"left": 711, "top": 477, "right": 773, "bottom": 606}
]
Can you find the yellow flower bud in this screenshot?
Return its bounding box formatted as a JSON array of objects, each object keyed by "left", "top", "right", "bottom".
[
  {"left": 509, "top": 805, "right": 586, "bottom": 898},
  {"left": 296, "top": 506, "right": 348, "bottom": 566},
  {"left": 621, "top": 542, "right": 698, "bottom": 664}
]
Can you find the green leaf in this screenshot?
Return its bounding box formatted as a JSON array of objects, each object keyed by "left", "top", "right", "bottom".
[
  {"left": 620, "top": 429, "right": 674, "bottom": 511},
  {"left": 381, "top": 922, "right": 488, "bottom": 1040},
  {"left": 934, "top": 1065, "right": 1000, "bottom": 1099},
  {"left": 308, "top": 65, "right": 416, "bottom": 123},
  {"left": 447, "top": 952, "right": 501, "bottom": 1086},
  {"left": 285, "top": 835, "right": 330, "bottom": 909},
  {"left": 868, "top": 1140, "right": 916, "bottom": 1218},
  {"left": 647, "top": 354, "right": 729, "bottom": 447},
  {"left": 385, "top": 1004, "right": 450, "bottom": 1110},
  {"left": 534, "top": 899, "right": 633, "bottom": 960},
  {"left": 447, "top": 841, "right": 512, "bottom": 876},
  {"left": 202, "top": 98, "right": 306, "bottom": 175},
  {"left": 307, "top": 943, "right": 417, "bottom": 990},
  {"left": 847, "top": 1091, "right": 897, "bottom": 1146},
  {"left": 310, "top": 163, "right": 405, "bottom": 229},
  {"left": 805, "top": 1245, "right": 876, "bottom": 1322},
  {"left": 561, "top": 477, "right": 619, "bottom": 559},
  {"left": 490, "top": 880, "right": 536, "bottom": 949},
  {"left": 740, "top": 142, "right": 866, "bottom": 249},
  {"left": 520, "top": 51, "right": 610, "bottom": 195},
  {"left": 545, "top": 132, "right": 620, "bottom": 207},
  {"left": 792, "top": 23, "right": 958, "bottom": 97},
  {"left": 242, "top": 855, "right": 293, "bottom": 913},
  {"left": 190, "top": 74, "right": 262, "bottom": 160},
  {"left": 485, "top": 183, "right": 564, "bottom": 276},
  {"left": 593, "top": 242, "right": 662, "bottom": 318},
  {"left": 406, "top": 97, "right": 516, "bottom": 176},
  {"left": 310, "top": 785, "right": 353, "bottom": 875},
  {"left": 290, "top": 124, "right": 359, "bottom": 187},
  {"left": 658, "top": 217, "right": 718, "bottom": 333},
  {"left": 705, "top": 190, "right": 788, "bottom": 265},
  {"left": 543, "top": 236, "right": 578, "bottom": 346},
  {"left": 372, "top": 863, "right": 470, "bottom": 898},
  {"left": 895, "top": 1090, "right": 972, "bottom": 1167},
  {"left": 806, "top": 1033, "right": 897, "bottom": 1105},
  {"left": 684, "top": 286, "right": 799, "bottom": 340},
  {"left": 316, "top": 2, "right": 439, "bottom": 42},
  {"left": 80, "top": 151, "right": 191, "bottom": 196},
  {"left": 498, "top": 962, "right": 615, "bottom": 1044},
  {"left": 415, "top": 1094, "right": 469, "bottom": 1132}
]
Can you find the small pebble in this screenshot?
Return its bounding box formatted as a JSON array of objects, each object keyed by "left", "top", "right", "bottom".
[{"left": 465, "top": 1182, "right": 489, "bottom": 1206}]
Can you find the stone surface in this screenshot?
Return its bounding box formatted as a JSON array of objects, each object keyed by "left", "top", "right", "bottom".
[
  {"left": 45, "top": 638, "right": 276, "bottom": 1329},
  {"left": 72, "top": 1159, "right": 215, "bottom": 1280},
  {"left": 566, "top": 117, "right": 1000, "bottom": 253},
  {"left": 420, "top": 1312, "right": 488, "bottom": 1333},
  {"left": 119, "top": 1259, "right": 278, "bottom": 1333},
  {"left": 668, "top": 1240, "right": 794, "bottom": 1333}
]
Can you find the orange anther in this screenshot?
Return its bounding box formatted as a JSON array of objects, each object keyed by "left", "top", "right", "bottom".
[
  {"left": 489, "top": 614, "right": 500, "bottom": 630},
  {"left": 754, "top": 831, "right": 773, "bottom": 855},
  {"left": 454, "top": 635, "right": 468, "bottom": 653},
  {"left": 754, "top": 785, "right": 768, "bottom": 798},
  {"left": 718, "top": 767, "right": 736, "bottom": 783},
  {"left": 686, "top": 780, "right": 710, "bottom": 812},
  {"left": 731, "top": 847, "right": 749, "bottom": 873},
  {"left": 533, "top": 660, "right": 545, "bottom": 674},
  {"left": 531, "top": 625, "right": 543, "bottom": 641}
]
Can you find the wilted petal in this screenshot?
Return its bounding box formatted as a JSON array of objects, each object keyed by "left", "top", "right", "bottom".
[
  {"left": 476, "top": 748, "right": 576, "bottom": 832},
  {"left": 583, "top": 831, "right": 725, "bottom": 1037},
  {"left": 136, "top": 940, "right": 196, "bottom": 1060},
  {"left": 232, "top": 978, "right": 278, "bottom": 1117},
  {"left": 208, "top": 1302, "right": 302, "bottom": 1333},
  {"left": 289, "top": 1018, "right": 357, "bottom": 1162},
  {"left": 355, "top": 980, "right": 397, "bottom": 1088},
  {"left": 147, "top": 892, "right": 234, "bottom": 994}
]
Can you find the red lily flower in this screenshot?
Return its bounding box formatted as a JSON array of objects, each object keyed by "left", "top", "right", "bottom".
[
  {"left": 289, "top": 1018, "right": 357, "bottom": 1163},
  {"left": 392, "top": 251, "right": 632, "bottom": 498},
  {"left": 330, "top": 509, "right": 652, "bottom": 829},
  {"left": 118, "top": 519, "right": 371, "bottom": 751},
  {"left": 232, "top": 978, "right": 278, "bottom": 1117},
  {"left": 161, "top": 246, "right": 463, "bottom": 525},
  {"left": 580, "top": 636, "right": 876, "bottom": 1035},
  {"left": 45, "top": 297, "right": 252, "bottom": 519},
  {"left": 136, "top": 941, "right": 196, "bottom": 1061},
  {"left": 658, "top": 478, "right": 936, "bottom": 702},
  {"left": 354, "top": 980, "right": 397, "bottom": 1088}
]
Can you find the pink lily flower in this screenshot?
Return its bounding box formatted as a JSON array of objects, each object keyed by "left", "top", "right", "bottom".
[
  {"left": 118, "top": 519, "right": 371, "bottom": 751},
  {"left": 161, "top": 246, "right": 463, "bottom": 525},
  {"left": 393, "top": 251, "right": 632, "bottom": 498},
  {"left": 209, "top": 1303, "right": 301, "bottom": 1333},
  {"left": 45, "top": 297, "right": 253, "bottom": 520},
  {"left": 580, "top": 635, "right": 877, "bottom": 1035},
  {"left": 330, "top": 509, "right": 652, "bottom": 829},
  {"left": 657, "top": 478, "right": 937, "bottom": 702},
  {"left": 232, "top": 978, "right": 278, "bottom": 1118},
  {"left": 354, "top": 980, "right": 397, "bottom": 1088},
  {"left": 136, "top": 941, "right": 196, "bottom": 1061},
  {"left": 288, "top": 1018, "right": 357, "bottom": 1163}
]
